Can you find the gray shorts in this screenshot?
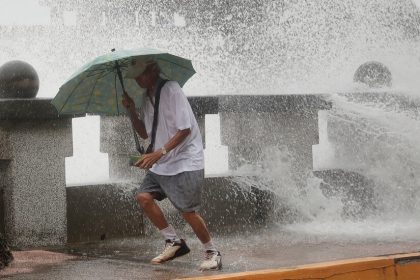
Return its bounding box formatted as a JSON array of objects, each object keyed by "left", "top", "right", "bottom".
[{"left": 134, "top": 169, "right": 204, "bottom": 212}]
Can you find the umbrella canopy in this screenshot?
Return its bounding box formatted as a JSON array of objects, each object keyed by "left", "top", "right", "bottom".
[{"left": 51, "top": 48, "right": 196, "bottom": 115}]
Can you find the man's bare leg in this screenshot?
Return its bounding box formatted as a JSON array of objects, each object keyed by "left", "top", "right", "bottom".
[
  {"left": 183, "top": 211, "right": 222, "bottom": 270},
  {"left": 136, "top": 192, "right": 168, "bottom": 230},
  {"left": 137, "top": 193, "right": 190, "bottom": 264},
  {"left": 182, "top": 211, "right": 211, "bottom": 244}
]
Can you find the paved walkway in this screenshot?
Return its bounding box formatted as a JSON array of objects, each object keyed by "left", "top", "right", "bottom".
[{"left": 2, "top": 228, "right": 420, "bottom": 279}]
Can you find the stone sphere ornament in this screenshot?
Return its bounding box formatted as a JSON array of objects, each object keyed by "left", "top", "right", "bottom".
[
  {"left": 353, "top": 61, "right": 392, "bottom": 88},
  {"left": 0, "top": 60, "right": 39, "bottom": 98}
]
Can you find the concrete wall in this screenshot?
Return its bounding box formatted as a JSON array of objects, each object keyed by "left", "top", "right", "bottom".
[
  {"left": 66, "top": 183, "right": 144, "bottom": 243},
  {"left": 66, "top": 177, "right": 277, "bottom": 243},
  {"left": 0, "top": 99, "right": 74, "bottom": 247},
  {"left": 0, "top": 160, "right": 7, "bottom": 237}
]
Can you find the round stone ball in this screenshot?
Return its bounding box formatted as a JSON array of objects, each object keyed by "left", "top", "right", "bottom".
[
  {"left": 353, "top": 61, "right": 392, "bottom": 88},
  {"left": 0, "top": 60, "right": 39, "bottom": 98}
]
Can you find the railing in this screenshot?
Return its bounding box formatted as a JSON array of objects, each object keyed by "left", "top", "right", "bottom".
[{"left": 0, "top": 94, "right": 330, "bottom": 246}]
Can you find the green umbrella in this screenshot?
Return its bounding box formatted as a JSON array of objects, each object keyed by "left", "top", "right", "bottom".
[{"left": 51, "top": 48, "right": 196, "bottom": 116}]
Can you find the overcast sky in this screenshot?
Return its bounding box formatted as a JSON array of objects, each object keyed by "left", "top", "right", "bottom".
[
  {"left": 1, "top": 0, "right": 420, "bottom": 26},
  {"left": 0, "top": 0, "right": 50, "bottom": 25}
]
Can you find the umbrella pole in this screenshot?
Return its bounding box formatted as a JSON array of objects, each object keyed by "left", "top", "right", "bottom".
[
  {"left": 114, "top": 59, "right": 126, "bottom": 92},
  {"left": 113, "top": 55, "right": 144, "bottom": 154}
]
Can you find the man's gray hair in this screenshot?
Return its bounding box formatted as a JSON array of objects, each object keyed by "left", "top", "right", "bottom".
[
  {"left": 145, "top": 60, "right": 161, "bottom": 74},
  {"left": 147, "top": 60, "right": 169, "bottom": 79}
]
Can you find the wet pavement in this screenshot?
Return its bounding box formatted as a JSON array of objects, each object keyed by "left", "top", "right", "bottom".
[{"left": 2, "top": 227, "right": 420, "bottom": 280}]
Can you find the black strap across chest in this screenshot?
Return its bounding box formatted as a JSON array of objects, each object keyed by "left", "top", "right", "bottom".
[{"left": 146, "top": 79, "right": 168, "bottom": 153}]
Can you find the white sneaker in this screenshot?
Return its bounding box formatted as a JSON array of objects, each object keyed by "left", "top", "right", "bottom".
[
  {"left": 199, "top": 250, "right": 222, "bottom": 271},
  {"left": 151, "top": 239, "right": 190, "bottom": 264}
]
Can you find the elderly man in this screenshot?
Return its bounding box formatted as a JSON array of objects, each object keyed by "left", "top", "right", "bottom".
[{"left": 122, "top": 60, "right": 222, "bottom": 271}]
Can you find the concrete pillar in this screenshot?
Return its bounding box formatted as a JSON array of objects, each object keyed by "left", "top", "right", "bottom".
[
  {"left": 313, "top": 91, "right": 420, "bottom": 172},
  {"left": 0, "top": 99, "right": 73, "bottom": 247},
  {"left": 219, "top": 95, "right": 331, "bottom": 182},
  {"left": 100, "top": 115, "right": 147, "bottom": 182}
]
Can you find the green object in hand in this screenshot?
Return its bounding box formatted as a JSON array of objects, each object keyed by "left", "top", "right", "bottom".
[{"left": 129, "top": 155, "right": 144, "bottom": 166}]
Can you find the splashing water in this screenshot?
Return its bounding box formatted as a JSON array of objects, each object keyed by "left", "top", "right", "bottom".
[
  {"left": 1, "top": 0, "right": 419, "bottom": 96},
  {"left": 1, "top": 0, "right": 420, "bottom": 242},
  {"left": 231, "top": 91, "right": 420, "bottom": 241},
  {"left": 231, "top": 147, "right": 344, "bottom": 223},
  {"left": 326, "top": 93, "right": 420, "bottom": 219}
]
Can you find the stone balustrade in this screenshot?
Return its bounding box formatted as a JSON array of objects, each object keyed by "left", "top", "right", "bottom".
[
  {"left": 86, "top": 94, "right": 331, "bottom": 242},
  {"left": 0, "top": 94, "right": 331, "bottom": 245},
  {"left": 100, "top": 95, "right": 330, "bottom": 183},
  {"left": 218, "top": 95, "right": 331, "bottom": 183},
  {"left": 0, "top": 98, "right": 76, "bottom": 247}
]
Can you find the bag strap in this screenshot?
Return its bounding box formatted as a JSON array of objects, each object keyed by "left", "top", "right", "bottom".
[{"left": 146, "top": 79, "right": 168, "bottom": 153}]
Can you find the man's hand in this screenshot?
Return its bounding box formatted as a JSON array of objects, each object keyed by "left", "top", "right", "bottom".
[
  {"left": 122, "top": 91, "right": 135, "bottom": 109},
  {"left": 135, "top": 151, "right": 163, "bottom": 169}
]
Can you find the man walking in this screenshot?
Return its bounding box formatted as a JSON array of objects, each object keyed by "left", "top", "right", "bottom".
[{"left": 122, "top": 59, "right": 222, "bottom": 271}]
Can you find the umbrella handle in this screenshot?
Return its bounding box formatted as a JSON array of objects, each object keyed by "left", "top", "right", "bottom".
[
  {"left": 111, "top": 49, "right": 144, "bottom": 154},
  {"left": 111, "top": 48, "right": 126, "bottom": 93},
  {"left": 115, "top": 61, "right": 126, "bottom": 93},
  {"left": 117, "top": 61, "right": 132, "bottom": 111}
]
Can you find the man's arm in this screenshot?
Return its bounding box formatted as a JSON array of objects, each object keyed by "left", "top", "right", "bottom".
[
  {"left": 122, "top": 92, "right": 148, "bottom": 139},
  {"left": 162, "top": 128, "right": 191, "bottom": 153},
  {"left": 136, "top": 128, "right": 191, "bottom": 169},
  {"left": 136, "top": 82, "right": 193, "bottom": 169}
]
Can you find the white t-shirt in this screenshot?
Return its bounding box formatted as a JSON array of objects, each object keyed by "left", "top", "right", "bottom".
[{"left": 140, "top": 80, "right": 204, "bottom": 175}]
